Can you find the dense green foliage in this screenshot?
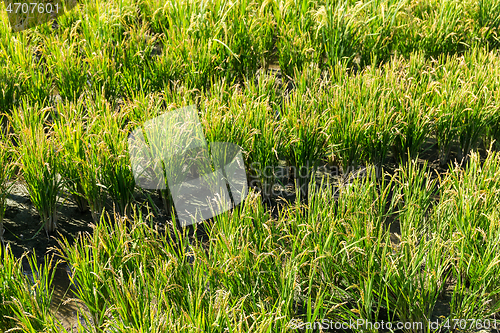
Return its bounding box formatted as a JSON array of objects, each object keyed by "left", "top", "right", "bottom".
[{"left": 1, "top": 0, "right": 500, "bottom": 331}]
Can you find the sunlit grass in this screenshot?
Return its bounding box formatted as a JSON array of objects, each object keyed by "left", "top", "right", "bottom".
[{"left": 1, "top": 0, "right": 500, "bottom": 331}]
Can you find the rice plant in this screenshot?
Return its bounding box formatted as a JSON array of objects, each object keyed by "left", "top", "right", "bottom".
[
  {"left": 2, "top": 0, "right": 500, "bottom": 330},
  {"left": 242, "top": 92, "right": 283, "bottom": 202},
  {"left": 282, "top": 77, "right": 329, "bottom": 202},
  {"left": 0, "top": 132, "right": 15, "bottom": 244},
  {"left": 394, "top": 158, "right": 438, "bottom": 239},
  {"left": 389, "top": 54, "right": 433, "bottom": 161},
  {"left": 314, "top": 0, "right": 366, "bottom": 69},
  {"left": 77, "top": 136, "right": 108, "bottom": 224},
  {"left": 434, "top": 151, "right": 500, "bottom": 319},
  {"left": 17, "top": 125, "right": 62, "bottom": 234},
  {"left": 0, "top": 245, "right": 58, "bottom": 332},
  {"left": 326, "top": 64, "right": 397, "bottom": 169},
  {"left": 88, "top": 97, "right": 136, "bottom": 217},
  {"left": 52, "top": 103, "right": 89, "bottom": 213},
  {"left": 45, "top": 35, "right": 88, "bottom": 102},
  {"left": 9, "top": 102, "right": 62, "bottom": 234}
]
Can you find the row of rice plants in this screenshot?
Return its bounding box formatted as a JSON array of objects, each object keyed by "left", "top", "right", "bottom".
[
  {"left": 40, "top": 150, "right": 500, "bottom": 331},
  {"left": 3, "top": 150, "right": 500, "bottom": 331},
  {"left": 0, "top": 47, "right": 499, "bottom": 232},
  {"left": 1, "top": 0, "right": 499, "bottom": 108},
  {"left": 194, "top": 48, "right": 499, "bottom": 201},
  {"left": 1, "top": 47, "right": 499, "bottom": 233}
]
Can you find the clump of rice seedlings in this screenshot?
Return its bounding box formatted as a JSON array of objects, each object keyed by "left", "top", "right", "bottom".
[
  {"left": 144, "top": 37, "right": 185, "bottom": 93},
  {"left": 52, "top": 97, "right": 108, "bottom": 224},
  {"left": 234, "top": 82, "right": 283, "bottom": 203},
  {"left": 456, "top": 95, "right": 494, "bottom": 163},
  {"left": 349, "top": 63, "right": 400, "bottom": 166},
  {"left": 0, "top": 245, "right": 58, "bottom": 332},
  {"left": 425, "top": 54, "right": 476, "bottom": 165},
  {"left": 279, "top": 179, "right": 350, "bottom": 322},
  {"left": 201, "top": 85, "right": 255, "bottom": 202},
  {"left": 45, "top": 35, "right": 88, "bottom": 102},
  {"left": 83, "top": 38, "right": 123, "bottom": 100},
  {"left": 204, "top": 0, "right": 269, "bottom": 82},
  {"left": 432, "top": 51, "right": 496, "bottom": 163},
  {"left": 382, "top": 160, "right": 450, "bottom": 329},
  {"left": 361, "top": 0, "right": 408, "bottom": 64},
  {"left": 384, "top": 232, "right": 452, "bottom": 330},
  {"left": 282, "top": 78, "right": 329, "bottom": 202},
  {"left": 88, "top": 99, "right": 136, "bottom": 217},
  {"left": 0, "top": 133, "right": 15, "bottom": 245},
  {"left": 52, "top": 103, "right": 89, "bottom": 213},
  {"left": 57, "top": 213, "right": 117, "bottom": 329},
  {"left": 7, "top": 254, "right": 59, "bottom": 332},
  {"left": 392, "top": 95, "right": 432, "bottom": 162},
  {"left": 272, "top": 166, "right": 396, "bottom": 325},
  {"left": 17, "top": 125, "right": 62, "bottom": 234},
  {"left": 8, "top": 99, "right": 50, "bottom": 134},
  {"left": 101, "top": 150, "right": 136, "bottom": 218},
  {"left": 326, "top": 67, "right": 388, "bottom": 170},
  {"left": 434, "top": 151, "right": 500, "bottom": 319},
  {"left": 394, "top": 158, "right": 438, "bottom": 239},
  {"left": 201, "top": 83, "right": 253, "bottom": 151},
  {"left": 326, "top": 98, "right": 366, "bottom": 170},
  {"left": 250, "top": 113, "right": 282, "bottom": 202},
  {"left": 433, "top": 108, "right": 456, "bottom": 167},
  {"left": 313, "top": 1, "right": 365, "bottom": 69},
  {"left": 56, "top": 209, "right": 194, "bottom": 330},
  {"left": 273, "top": 0, "right": 322, "bottom": 77},
  {"left": 387, "top": 54, "right": 432, "bottom": 161},
  {"left": 137, "top": 0, "right": 169, "bottom": 33},
  {"left": 411, "top": 0, "right": 468, "bottom": 57},
  {"left": 363, "top": 96, "right": 398, "bottom": 167},
  {"left": 78, "top": 139, "right": 108, "bottom": 224},
  {"left": 0, "top": 64, "right": 22, "bottom": 113},
  {"left": 9, "top": 102, "right": 62, "bottom": 234},
  {"left": 0, "top": 244, "right": 21, "bottom": 328},
  {"left": 115, "top": 24, "right": 159, "bottom": 97},
  {"left": 19, "top": 45, "right": 53, "bottom": 106},
  {"left": 455, "top": 48, "right": 500, "bottom": 161},
  {"left": 205, "top": 189, "right": 303, "bottom": 325},
  {"left": 329, "top": 166, "right": 395, "bottom": 322}
]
